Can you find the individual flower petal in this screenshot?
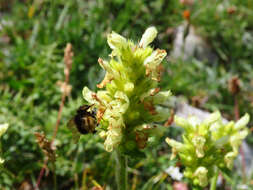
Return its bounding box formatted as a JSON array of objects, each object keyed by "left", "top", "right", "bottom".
[
  {"left": 114, "top": 91, "right": 129, "bottom": 113},
  {"left": 107, "top": 31, "right": 127, "bottom": 50},
  {"left": 97, "top": 72, "right": 114, "bottom": 88},
  {"left": 224, "top": 152, "right": 236, "bottom": 169},
  {"left": 98, "top": 58, "right": 113, "bottom": 73},
  {"left": 194, "top": 167, "right": 208, "bottom": 187},
  {"left": 99, "top": 131, "right": 107, "bottom": 139},
  {"left": 166, "top": 138, "right": 185, "bottom": 153},
  {"left": 139, "top": 26, "right": 158, "bottom": 48},
  {"left": 144, "top": 49, "right": 167, "bottom": 68},
  {"left": 214, "top": 136, "right": 229, "bottom": 148},
  {"left": 192, "top": 136, "right": 206, "bottom": 158},
  {"left": 144, "top": 49, "right": 167, "bottom": 81},
  {"left": 146, "top": 90, "right": 171, "bottom": 105},
  {"left": 104, "top": 127, "right": 122, "bottom": 152},
  {"left": 165, "top": 166, "right": 184, "bottom": 181},
  {"left": 203, "top": 111, "right": 221, "bottom": 126},
  {"left": 234, "top": 113, "right": 250, "bottom": 130},
  {"left": 82, "top": 87, "right": 99, "bottom": 105},
  {"left": 124, "top": 82, "right": 134, "bottom": 92},
  {"left": 97, "top": 91, "right": 112, "bottom": 104},
  {"left": 230, "top": 130, "right": 248, "bottom": 152}
]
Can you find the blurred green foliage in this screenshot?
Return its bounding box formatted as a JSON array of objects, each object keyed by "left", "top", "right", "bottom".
[{"left": 0, "top": 0, "right": 253, "bottom": 189}]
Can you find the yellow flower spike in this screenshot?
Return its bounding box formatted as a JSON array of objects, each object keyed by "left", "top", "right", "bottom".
[
  {"left": 165, "top": 111, "right": 250, "bottom": 188},
  {"left": 83, "top": 27, "right": 170, "bottom": 153}
]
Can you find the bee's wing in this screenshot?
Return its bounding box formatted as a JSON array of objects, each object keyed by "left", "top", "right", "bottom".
[{"left": 67, "top": 118, "right": 80, "bottom": 143}]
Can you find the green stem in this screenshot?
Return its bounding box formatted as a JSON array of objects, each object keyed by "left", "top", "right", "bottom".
[
  {"left": 210, "top": 168, "right": 219, "bottom": 190},
  {"left": 115, "top": 149, "right": 128, "bottom": 190}
]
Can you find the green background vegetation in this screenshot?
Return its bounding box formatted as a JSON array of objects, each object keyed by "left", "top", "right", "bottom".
[{"left": 0, "top": 0, "right": 253, "bottom": 189}]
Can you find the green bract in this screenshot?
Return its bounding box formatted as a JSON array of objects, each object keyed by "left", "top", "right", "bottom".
[
  {"left": 83, "top": 27, "right": 171, "bottom": 154},
  {"left": 166, "top": 112, "right": 250, "bottom": 188}
]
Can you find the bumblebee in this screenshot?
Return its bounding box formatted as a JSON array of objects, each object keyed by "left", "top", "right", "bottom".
[{"left": 67, "top": 105, "right": 97, "bottom": 140}]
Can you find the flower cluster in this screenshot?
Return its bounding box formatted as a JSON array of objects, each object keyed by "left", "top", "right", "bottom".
[
  {"left": 0, "top": 123, "right": 9, "bottom": 164},
  {"left": 166, "top": 112, "right": 249, "bottom": 187},
  {"left": 83, "top": 27, "right": 171, "bottom": 154}
]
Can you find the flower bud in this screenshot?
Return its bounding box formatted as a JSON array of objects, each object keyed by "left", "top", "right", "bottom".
[
  {"left": 194, "top": 167, "right": 208, "bottom": 187},
  {"left": 139, "top": 26, "right": 157, "bottom": 48},
  {"left": 203, "top": 111, "right": 221, "bottom": 126},
  {"left": 152, "top": 90, "right": 172, "bottom": 105},
  {"left": 224, "top": 152, "right": 236, "bottom": 169},
  {"left": 107, "top": 31, "right": 127, "bottom": 50},
  {"left": 192, "top": 136, "right": 206, "bottom": 158},
  {"left": 234, "top": 113, "right": 250, "bottom": 130},
  {"left": 82, "top": 87, "right": 99, "bottom": 105},
  {"left": 183, "top": 169, "right": 192, "bottom": 178},
  {"left": 124, "top": 82, "right": 134, "bottom": 92},
  {"left": 166, "top": 138, "right": 185, "bottom": 153},
  {"left": 104, "top": 127, "right": 122, "bottom": 152},
  {"left": 99, "top": 131, "right": 107, "bottom": 139},
  {"left": 230, "top": 130, "right": 248, "bottom": 152},
  {"left": 144, "top": 49, "right": 167, "bottom": 81}
]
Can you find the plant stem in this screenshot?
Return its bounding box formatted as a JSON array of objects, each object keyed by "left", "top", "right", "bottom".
[
  {"left": 115, "top": 149, "right": 128, "bottom": 190},
  {"left": 210, "top": 168, "right": 219, "bottom": 190}
]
